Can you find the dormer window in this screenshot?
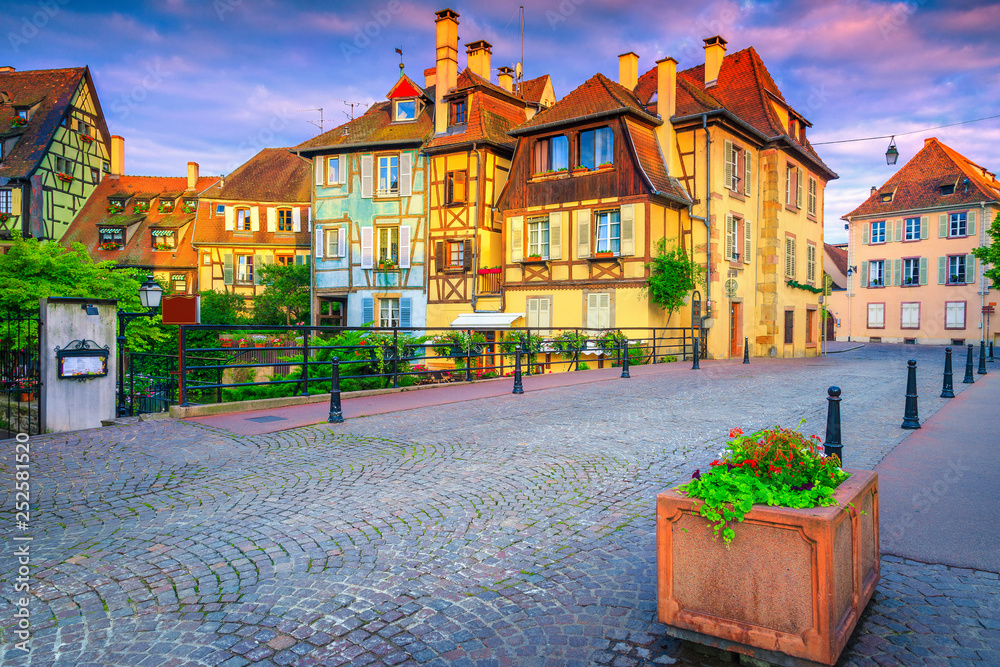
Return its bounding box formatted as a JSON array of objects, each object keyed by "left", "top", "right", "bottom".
[
  {"left": 134, "top": 200, "right": 150, "bottom": 213},
  {"left": 394, "top": 99, "right": 416, "bottom": 122},
  {"left": 940, "top": 184, "right": 955, "bottom": 195},
  {"left": 106, "top": 198, "right": 125, "bottom": 214},
  {"left": 151, "top": 230, "right": 177, "bottom": 251},
  {"left": 98, "top": 227, "right": 124, "bottom": 250},
  {"left": 578, "top": 127, "right": 614, "bottom": 170},
  {"left": 158, "top": 200, "right": 174, "bottom": 213},
  {"left": 16, "top": 109, "right": 27, "bottom": 120},
  {"left": 449, "top": 98, "right": 467, "bottom": 125},
  {"left": 182, "top": 199, "right": 197, "bottom": 214},
  {"left": 879, "top": 191, "right": 893, "bottom": 203},
  {"left": 532, "top": 135, "right": 569, "bottom": 175}
]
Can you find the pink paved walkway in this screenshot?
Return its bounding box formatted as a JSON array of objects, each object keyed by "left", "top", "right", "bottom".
[{"left": 185, "top": 359, "right": 725, "bottom": 436}]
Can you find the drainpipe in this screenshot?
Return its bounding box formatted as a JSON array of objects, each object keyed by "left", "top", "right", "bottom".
[
  {"left": 702, "top": 114, "right": 712, "bottom": 328},
  {"left": 981, "top": 200, "right": 988, "bottom": 343},
  {"left": 470, "top": 142, "right": 481, "bottom": 311}
]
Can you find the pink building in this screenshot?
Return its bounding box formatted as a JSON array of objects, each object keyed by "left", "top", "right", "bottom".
[{"left": 836, "top": 138, "right": 998, "bottom": 346}]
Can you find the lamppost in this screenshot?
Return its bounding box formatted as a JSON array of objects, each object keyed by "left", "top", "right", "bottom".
[
  {"left": 845, "top": 265, "right": 857, "bottom": 342},
  {"left": 117, "top": 276, "right": 163, "bottom": 417}
]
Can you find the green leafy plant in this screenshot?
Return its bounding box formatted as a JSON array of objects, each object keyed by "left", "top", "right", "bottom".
[
  {"left": 680, "top": 421, "right": 850, "bottom": 544},
  {"left": 551, "top": 330, "right": 589, "bottom": 357},
  {"left": 971, "top": 213, "right": 1000, "bottom": 289},
  {"left": 432, "top": 330, "right": 485, "bottom": 370},
  {"left": 576, "top": 361, "right": 590, "bottom": 371},
  {"left": 786, "top": 279, "right": 823, "bottom": 294},
  {"left": 596, "top": 329, "right": 627, "bottom": 352},
  {"left": 502, "top": 330, "right": 544, "bottom": 366},
  {"left": 645, "top": 239, "right": 704, "bottom": 319},
  {"left": 660, "top": 355, "right": 678, "bottom": 363}
]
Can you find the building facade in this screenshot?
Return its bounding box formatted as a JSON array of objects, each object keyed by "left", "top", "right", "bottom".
[
  {"left": 0, "top": 66, "right": 113, "bottom": 246},
  {"left": 192, "top": 148, "right": 312, "bottom": 297},
  {"left": 836, "top": 138, "right": 998, "bottom": 345}
]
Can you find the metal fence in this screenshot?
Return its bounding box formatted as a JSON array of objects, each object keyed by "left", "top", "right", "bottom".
[
  {"left": 0, "top": 308, "right": 42, "bottom": 437},
  {"left": 177, "top": 325, "right": 696, "bottom": 406},
  {"left": 120, "top": 351, "right": 229, "bottom": 416}
]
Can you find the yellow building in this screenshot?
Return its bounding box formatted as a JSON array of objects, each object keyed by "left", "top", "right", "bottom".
[
  {"left": 0, "top": 66, "right": 112, "bottom": 246},
  {"left": 192, "top": 148, "right": 312, "bottom": 298}
]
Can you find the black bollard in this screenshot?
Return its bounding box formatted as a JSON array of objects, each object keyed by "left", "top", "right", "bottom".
[
  {"left": 328, "top": 357, "right": 344, "bottom": 423},
  {"left": 940, "top": 347, "right": 955, "bottom": 398},
  {"left": 978, "top": 341, "right": 988, "bottom": 375},
  {"left": 620, "top": 339, "right": 631, "bottom": 378},
  {"left": 823, "top": 386, "right": 843, "bottom": 465},
  {"left": 963, "top": 344, "right": 976, "bottom": 384},
  {"left": 512, "top": 345, "right": 524, "bottom": 394},
  {"left": 989, "top": 340, "right": 995, "bottom": 363},
  {"left": 901, "top": 359, "right": 920, "bottom": 429},
  {"left": 692, "top": 338, "right": 701, "bottom": 370},
  {"left": 743, "top": 337, "right": 750, "bottom": 364}
]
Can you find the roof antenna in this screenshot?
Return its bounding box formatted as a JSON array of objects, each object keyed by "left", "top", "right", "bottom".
[
  {"left": 396, "top": 47, "right": 404, "bottom": 76},
  {"left": 295, "top": 108, "right": 324, "bottom": 134},
  {"left": 519, "top": 5, "right": 524, "bottom": 96}
]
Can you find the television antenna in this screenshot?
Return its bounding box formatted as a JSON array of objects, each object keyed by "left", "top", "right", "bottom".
[
  {"left": 334, "top": 99, "right": 368, "bottom": 121},
  {"left": 295, "top": 108, "right": 324, "bottom": 134}
]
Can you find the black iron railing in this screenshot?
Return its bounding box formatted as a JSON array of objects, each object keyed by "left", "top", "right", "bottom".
[{"left": 0, "top": 308, "right": 42, "bottom": 437}]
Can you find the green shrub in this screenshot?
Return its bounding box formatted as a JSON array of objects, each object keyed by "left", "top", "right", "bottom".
[
  {"left": 660, "top": 355, "right": 678, "bottom": 363},
  {"left": 576, "top": 361, "right": 590, "bottom": 371}
]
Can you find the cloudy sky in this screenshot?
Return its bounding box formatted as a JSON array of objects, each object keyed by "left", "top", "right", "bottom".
[{"left": 7, "top": 0, "right": 999, "bottom": 242}]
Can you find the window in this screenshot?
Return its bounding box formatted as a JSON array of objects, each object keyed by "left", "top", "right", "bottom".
[
  {"left": 55, "top": 156, "right": 71, "bottom": 173},
  {"left": 327, "top": 156, "right": 341, "bottom": 184},
  {"left": 867, "top": 303, "right": 885, "bottom": 329},
  {"left": 378, "top": 155, "right": 399, "bottom": 195},
  {"left": 394, "top": 99, "right": 415, "bottom": 122},
  {"left": 0, "top": 189, "right": 11, "bottom": 214},
  {"left": 724, "top": 140, "right": 750, "bottom": 193},
  {"left": 784, "top": 237, "right": 796, "bottom": 278},
  {"left": 277, "top": 208, "right": 292, "bottom": 232},
  {"left": 594, "top": 210, "right": 620, "bottom": 254},
  {"left": 785, "top": 165, "right": 794, "bottom": 205},
  {"left": 870, "top": 221, "right": 886, "bottom": 244},
  {"left": 527, "top": 216, "right": 550, "bottom": 258},
  {"left": 236, "top": 208, "right": 251, "bottom": 231},
  {"left": 532, "top": 134, "right": 569, "bottom": 174},
  {"left": 215, "top": 204, "right": 225, "bottom": 216},
  {"left": 450, "top": 98, "right": 467, "bottom": 125},
  {"left": 904, "top": 217, "right": 921, "bottom": 241},
  {"left": 784, "top": 310, "right": 794, "bottom": 344},
  {"left": 806, "top": 309, "right": 816, "bottom": 344},
  {"left": 160, "top": 200, "right": 174, "bottom": 213},
  {"left": 98, "top": 227, "right": 123, "bottom": 249},
  {"left": 879, "top": 191, "right": 893, "bottom": 203},
  {"left": 527, "top": 297, "right": 552, "bottom": 334},
  {"left": 949, "top": 212, "right": 967, "bottom": 237},
  {"left": 901, "top": 303, "right": 919, "bottom": 329},
  {"left": 947, "top": 255, "right": 967, "bottom": 284},
  {"left": 236, "top": 254, "right": 254, "bottom": 284},
  {"left": 171, "top": 274, "right": 186, "bottom": 292},
  {"left": 902, "top": 258, "right": 920, "bottom": 285},
  {"left": 16, "top": 109, "right": 27, "bottom": 120},
  {"left": 945, "top": 301, "right": 966, "bottom": 329},
  {"left": 448, "top": 240, "right": 464, "bottom": 268},
  {"left": 586, "top": 293, "right": 611, "bottom": 330},
  {"left": 377, "top": 226, "right": 399, "bottom": 265},
  {"left": 808, "top": 177, "right": 817, "bottom": 216},
  {"left": 326, "top": 227, "right": 342, "bottom": 258},
  {"left": 868, "top": 260, "right": 884, "bottom": 287},
  {"left": 151, "top": 230, "right": 177, "bottom": 250},
  {"left": 379, "top": 298, "right": 400, "bottom": 327},
  {"left": 578, "top": 126, "right": 614, "bottom": 170},
  {"left": 725, "top": 214, "right": 743, "bottom": 261},
  {"left": 78, "top": 121, "right": 90, "bottom": 138},
  {"left": 941, "top": 183, "right": 955, "bottom": 195},
  {"left": 446, "top": 170, "right": 467, "bottom": 204},
  {"left": 276, "top": 255, "right": 294, "bottom": 266},
  {"left": 806, "top": 243, "right": 816, "bottom": 283}
]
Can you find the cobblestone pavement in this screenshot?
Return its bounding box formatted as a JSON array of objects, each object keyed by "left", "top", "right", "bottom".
[{"left": 1, "top": 344, "right": 997, "bottom": 666}]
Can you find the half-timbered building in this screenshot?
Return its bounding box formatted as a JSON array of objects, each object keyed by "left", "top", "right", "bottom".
[{"left": 0, "top": 66, "right": 113, "bottom": 247}]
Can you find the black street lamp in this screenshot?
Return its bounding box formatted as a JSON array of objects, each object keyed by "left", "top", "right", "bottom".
[
  {"left": 117, "top": 276, "right": 163, "bottom": 417},
  {"left": 885, "top": 136, "right": 899, "bottom": 165}
]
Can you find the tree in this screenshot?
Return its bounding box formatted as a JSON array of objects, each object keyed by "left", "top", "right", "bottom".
[
  {"left": 0, "top": 233, "right": 169, "bottom": 351},
  {"left": 971, "top": 212, "right": 1000, "bottom": 289},
  {"left": 199, "top": 289, "right": 249, "bottom": 325},
  {"left": 253, "top": 262, "right": 310, "bottom": 325},
  {"left": 645, "top": 239, "right": 704, "bottom": 319}
]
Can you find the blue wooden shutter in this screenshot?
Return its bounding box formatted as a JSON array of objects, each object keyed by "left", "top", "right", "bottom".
[
  {"left": 400, "top": 298, "right": 411, "bottom": 328},
  {"left": 362, "top": 297, "right": 375, "bottom": 325}
]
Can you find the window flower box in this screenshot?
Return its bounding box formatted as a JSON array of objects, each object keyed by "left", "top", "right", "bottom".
[
  {"left": 597, "top": 161, "right": 614, "bottom": 170},
  {"left": 523, "top": 255, "right": 545, "bottom": 263},
  {"left": 134, "top": 203, "right": 150, "bottom": 213},
  {"left": 57, "top": 172, "right": 74, "bottom": 183},
  {"left": 9, "top": 116, "right": 27, "bottom": 127},
  {"left": 477, "top": 267, "right": 501, "bottom": 275},
  {"left": 594, "top": 252, "right": 615, "bottom": 259},
  {"left": 0, "top": 212, "right": 11, "bottom": 224},
  {"left": 106, "top": 204, "right": 124, "bottom": 214},
  {"left": 80, "top": 134, "right": 95, "bottom": 144},
  {"left": 19, "top": 392, "right": 35, "bottom": 403},
  {"left": 220, "top": 338, "right": 234, "bottom": 348},
  {"left": 98, "top": 241, "right": 122, "bottom": 250},
  {"left": 182, "top": 204, "right": 197, "bottom": 214}
]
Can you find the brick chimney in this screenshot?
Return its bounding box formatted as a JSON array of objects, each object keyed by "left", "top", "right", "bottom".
[
  {"left": 703, "top": 35, "right": 727, "bottom": 85},
  {"left": 618, "top": 52, "right": 639, "bottom": 91},
  {"left": 498, "top": 66, "right": 515, "bottom": 92},
  {"left": 466, "top": 39, "right": 492, "bottom": 81},
  {"left": 0, "top": 66, "right": 15, "bottom": 73},
  {"left": 656, "top": 57, "right": 678, "bottom": 176},
  {"left": 110, "top": 135, "right": 125, "bottom": 176},
  {"left": 424, "top": 67, "right": 436, "bottom": 89},
  {"left": 187, "top": 162, "right": 199, "bottom": 191},
  {"left": 434, "top": 8, "right": 460, "bottom": 135}
]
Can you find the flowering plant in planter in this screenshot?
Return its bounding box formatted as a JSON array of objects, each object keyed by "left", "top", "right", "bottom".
[
  {"left": 182, "top": 203, "right": 197, "bottom": 214},
  {"left": 57, "top": 172, "right": 74, "bottom": 183},
  {"left": 9, "top": 116, "right": 27, "bottom": 127},
  {"left": 0, "top": 212, "right": 10, "bottom": 223},
  {"left": 680, "top": 421, "right": 850, "bottom": 544},
  {"left": 98, "top": 241, "right": 122, "bottom": 250},
  {"left": 106, "top": 203, "right": 124, "bottom": 214},
  {"left": 376, "top": 257, "right": 398, "bottom": 270},
  {"left": 79, "top": 134, "right": 95, "bottom": 144},
  {"left": 134, "top": 202, "right": 150, "bottom": 213}
]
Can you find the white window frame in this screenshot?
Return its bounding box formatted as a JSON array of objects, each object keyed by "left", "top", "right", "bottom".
[
  {"left": 902, "top": 258, "right": 919, "bottom": 285},
  {"left": 868, "top": 260, "right": 885, "bottom": 287},
  {"left": 0, "top": 189, "right": 11, "bottom": 214},
  {"left": 236, "top": 254, "right": 254, "bottom": 285},
  {"left": 904, "top": 217, "right": 920, "bottom": 241},
  {"left": 327, "top": 156, "right": 342, "bottom": 185},
  {"left": 870, "top": 221, "right": 886, "bottom": 244},
  {"left": 949, "top": 212, "right": 967, "bottom": 238},
  {"left": 947, "top": 255, "right": 967, "bottom": 284},
  {"left": 393, "top": 99, "right": 416, "bottom": 122},
  {"left": 594, "top": 210, "right": 621, "bottom": 255},
  {"left": 527, "top": 216, "right": 550, "bottom": 259},
  {"left": 379, "top": 298, "right": 401, "bottom": 327},
  {"left": 377, "top": 155, "right": 399, "bottom": 196},
  {"left": 867, "top": 303, "right": 885, "bottom": 329}
]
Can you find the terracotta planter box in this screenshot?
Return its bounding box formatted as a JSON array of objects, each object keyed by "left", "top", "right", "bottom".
[
  {"left": 19, "top": 392, "right": 34, "bottom": 402},
  {"left": 656, "top": 469, "right": 879, "bottom": 667}
]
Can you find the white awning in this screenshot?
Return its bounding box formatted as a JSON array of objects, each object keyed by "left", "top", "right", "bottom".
[{"left": 450, "top": 312, "right": 525, "bottom": 329}]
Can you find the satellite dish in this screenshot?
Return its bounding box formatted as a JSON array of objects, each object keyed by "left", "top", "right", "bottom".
[{"left": 515, "top": 62, "right": 523, "bottom": 79}]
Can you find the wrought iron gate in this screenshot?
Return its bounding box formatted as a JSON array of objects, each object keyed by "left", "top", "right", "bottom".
[{"left": 0, "top": 308, "right": 43, "bottom": 437}]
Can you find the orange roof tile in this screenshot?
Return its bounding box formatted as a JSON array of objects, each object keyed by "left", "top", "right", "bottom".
[
  {"left": 216, "top": 148, "right": 310, "bottom": 203},
  {"left": 510, "top": 73, "right": 657, "bottom": 135},
  {"left": 846, "top": 138, "right": 1000, "bottom": 218},
  {"left": 519, "top": 74, "right": 552, "bottom": 106},
  {"left": 625, "top": 118, "right": 691, "bottom": 204},
  {"left": 427, "top": 69, "right": 530, "bottom": 151},
  {"left": 293, "top": 98, "right": 433, "bottom": 154}
]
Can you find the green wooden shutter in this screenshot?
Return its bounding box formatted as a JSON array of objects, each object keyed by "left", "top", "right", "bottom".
[
  {"left": 919, "top": 257, "right": 928, "bottom": 285},
  {"left": 967, "top": 255, "right": 976, "bottom": 284},
  {"left": 938, "top": 214, "right": 948, "bottom": 238},
  {"left": 861, "top": 223, "right": 869, "bottom": 245},
  {"left": 724, "top": 139, "right": 733, "bottom": 190},
  {"left": 223, "top": 253, "right": 233, "bottom": 285},
  {"left": 920, "top": 216, "right": 929, "bottom": 240},
  {"left": 362, "top": 297, "right": 375, "bottom": 325},
  {"left": 937, "top": 256, "right": 946, "bottom": 284},
  {"left": 860, "top": 262, "right": 867, "bottom": 287},
  {"left": 894, "top": 219, "right": 903, "bottom": 242},
  {"left": 968, "top": 210, "right": 977, "bottom": 236},
  {"left": 400, "top": 297, "right": 412, "bottom": 328},
  {"left": 893, "top": 259, "right": 901, "bottom": 287}
]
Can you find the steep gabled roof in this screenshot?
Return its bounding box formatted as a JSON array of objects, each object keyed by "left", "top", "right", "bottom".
[
  {"left": 846, "top": 138, "right": 1000, "bottom": 219},
  {"left": 61, "top": 174, "right": 220, "bottom": 269},
  {"left": 0, "top": 67, "right": 109, "bottom": 180},
  {"left": 520, "top": 74, "right": 553, "bottom": 107},
  {"left": 427, "top": 69, "right": 529, "bottom": 151},
  {"left": 824, "top": 243, "right": 848, "bottom": 275},
  {"left": 510, "top": 73, "right": 658, "bottom": 136},
  {"left": 625, "top": 118, "right": 691, "bottom": 204},
  {"left": 634, "top": 47, "right": 834, "bottom": 179},
  {"left": 216, "top": 148, "right": 310, "bottom": 203}
]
